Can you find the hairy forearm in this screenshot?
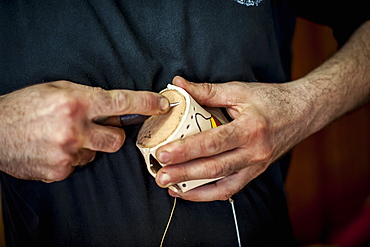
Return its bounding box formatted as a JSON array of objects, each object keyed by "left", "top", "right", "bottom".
[{"left": 295, "top": 20, "right": 370, "bottom": 136}]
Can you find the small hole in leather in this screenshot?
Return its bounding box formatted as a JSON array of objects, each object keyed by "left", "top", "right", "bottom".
[{"left": 149, "top": 154, "right": 162, "bottom": 174}]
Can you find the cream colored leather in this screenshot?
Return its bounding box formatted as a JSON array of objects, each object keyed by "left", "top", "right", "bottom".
[{"left": 137, "top": 84, "right": 228, "bottom": 192}]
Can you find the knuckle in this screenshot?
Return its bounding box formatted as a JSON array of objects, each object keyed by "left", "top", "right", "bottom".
[
  {"left": 221, "top": 125, "right": 239, "bottom": 148},
  {"left": 46, "top": 92, "right": 86, "bottom": 147},
  {"left": 80, "top": 150, "right": 97, "bottom": 165},
  {"left": 53, "top": 91, "right": 79, "bottom": 113},
  {"left": 200, "top": 83, "right": 217, "bottom": 104},
  {"left": 113, "top": 91, "right": 131, "bottom": 112},
  {"left": 45, "top": 161, "right": 73, "bottom": 181},
  {"left": 255, "top": 146, "right": 273, "bottom": 163},
  {"left": 52, "top": 105, "right": 82, "bottom": 146},
  {"left": 202, "top": 158, "right": 232, "bottom": 178},
  {"left": 244, "top": 115, "right": 273, "bottom": 163},
  {"left": 90, "top": 132, "right": 109, "bottom": 151},
  {"left": 53, "top": 128, "right": 83, "bottom": 154},
  {"left": 54, "top": 126, "right": 79, "bottom": 147},
  {"left": 169, "top": 139, "right": 188, "bottom": 161},
  {"left": 257, "top": 118, "right": 269, "bottom": 135},
  {"left": 247, "top": 117, "right": 268, "bottom": 139},
  {"left": 200, "top": 134, "right": 219, "bottom": 155},
  {"left": 54, "top": 153, "right": 74, "bottom": 168},
  {"left": 176, "top": 165, "right": 191, "bottom": 182},
  {"left": 141, "top": 93, "right": 159, "bottom": 112},
  {"left": 45, "top": 168, "right": 71, "bottom": 182},
  {"left": 93, "top": 90, "right": 129, "bottom": 114},
  {"left": 110, "top": 130, "right": 126, "bottom": 151},
  {"left": 251, "top": 146, "right": 272, "bottom": 165},
  {"left": 90, "top": 129, "right": 125, "bottom": 152},
  {"left": 44, "top": 152, "right": 77, "bottom": 181}
]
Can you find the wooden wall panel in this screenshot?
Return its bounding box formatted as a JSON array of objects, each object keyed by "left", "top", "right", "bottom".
[{"left": 286, "top": 18, "right": 370, "bottom": 245}]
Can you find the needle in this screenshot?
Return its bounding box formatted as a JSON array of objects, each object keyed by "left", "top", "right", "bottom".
[{"left": 119, "top": 102, "right": 180, "bottom": 126}]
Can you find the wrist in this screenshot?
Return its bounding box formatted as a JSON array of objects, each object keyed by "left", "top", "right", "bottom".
[{"left": 274, "top": 80, "right": 316, "bottom": 146}]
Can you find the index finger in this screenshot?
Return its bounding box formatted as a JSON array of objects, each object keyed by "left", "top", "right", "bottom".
[
  {"left": 87, "top": 90, "right": 170, "bottom": 119},
  {"left": 155, "top": 120, "right": 246, "bottom": 165}
]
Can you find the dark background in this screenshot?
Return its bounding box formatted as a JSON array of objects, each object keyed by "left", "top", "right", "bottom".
[{"left": 286, "top": 18, "right": 370, "bottom": 246}]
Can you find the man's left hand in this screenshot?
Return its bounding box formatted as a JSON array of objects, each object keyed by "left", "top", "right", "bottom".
[{"left": 154, "top": 76, "right": 312, "bottom": 202}]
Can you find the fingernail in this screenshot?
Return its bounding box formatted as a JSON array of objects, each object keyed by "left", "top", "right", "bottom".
[
  {"left": 157, "top": 151, "right": 171, "bottom": 164},
  {"left": 159, "top": 173, "right": 172, "bottom": 187},
  {"left": 159, "top": 97, "right": 170, "bottom": 111}
]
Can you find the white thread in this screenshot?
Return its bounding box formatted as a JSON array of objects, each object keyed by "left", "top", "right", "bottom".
[
  {"left": 229, "top": 198, "right": 241, "bottom": 247},
  {"left": 160, "top": 197, "right": 177, "bottom": 247}
]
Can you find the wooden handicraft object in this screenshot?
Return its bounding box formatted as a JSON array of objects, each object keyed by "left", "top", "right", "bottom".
[{"left": 137, "top": 84, "right": 228, "bottom": 192}]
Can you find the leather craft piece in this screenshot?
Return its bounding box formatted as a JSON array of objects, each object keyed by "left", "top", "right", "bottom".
[{"left": 137, "top": 84, "right": 229, "bottom": 192}]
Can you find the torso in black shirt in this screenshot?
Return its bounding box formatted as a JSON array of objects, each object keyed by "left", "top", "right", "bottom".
[{"left": 0, "top": 1, "right": 298, "bottom": 246}]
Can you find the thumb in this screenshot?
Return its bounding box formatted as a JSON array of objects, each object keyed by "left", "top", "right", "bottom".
[
  {"left": 87, "top": 89, "right": 170, "bottom": 119},
  {"left": 172, "top": 76, "right": 230, "bottom": 107}
]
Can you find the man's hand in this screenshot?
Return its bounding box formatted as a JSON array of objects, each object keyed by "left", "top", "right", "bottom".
[
  {"left": 154, "top": 76, "right": 313, "bottom": 202},
  {"left": 155, "top": 21, "right": 370, "bottom": 202},
  {"left": 0, "top": 81, "right": 170, "bottom": 182}
]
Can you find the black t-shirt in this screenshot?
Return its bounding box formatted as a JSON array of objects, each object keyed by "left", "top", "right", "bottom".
[{"left": 0, "top": 1, "right": 366, "bottom": 246}]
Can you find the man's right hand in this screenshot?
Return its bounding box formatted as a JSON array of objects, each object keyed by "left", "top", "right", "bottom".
[{"left": 0, "top": 80, "right": 170, "bottom": 182}]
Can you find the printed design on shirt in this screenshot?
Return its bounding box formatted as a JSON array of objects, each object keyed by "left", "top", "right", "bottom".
[{"left": 233, "top": 0, "right": 264, "bottom": 7}]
